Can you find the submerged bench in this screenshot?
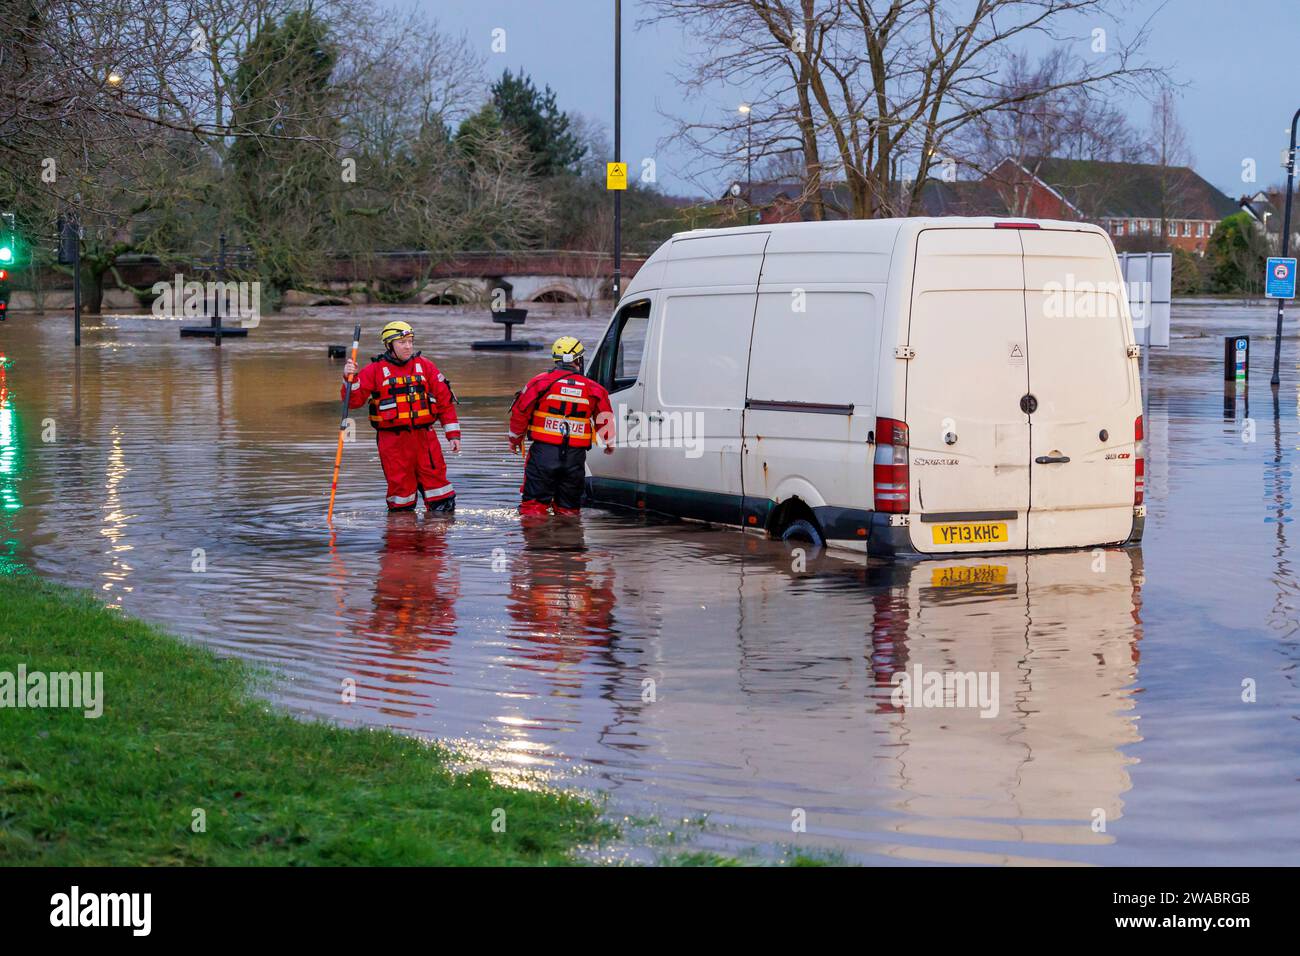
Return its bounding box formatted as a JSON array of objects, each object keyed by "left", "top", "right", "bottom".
[{"left": 471, "top": 308, "right": 542, "bottom": 351}]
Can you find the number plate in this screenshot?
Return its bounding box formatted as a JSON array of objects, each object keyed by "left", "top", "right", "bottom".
[
  {"left": 930, "top": 522, "right": 1008, "bottom": 545},
  {"left": 930, "top": 565, "right": 1008, "bottom": 587}
]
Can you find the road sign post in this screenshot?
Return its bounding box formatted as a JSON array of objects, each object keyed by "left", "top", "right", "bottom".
[{"left": 1272, "top": 107, "right": 1300, "bottom": 386}]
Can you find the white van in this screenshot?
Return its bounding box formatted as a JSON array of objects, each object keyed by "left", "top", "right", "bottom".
[{"left": 585, "top": 217, "right": 1146, "bottom": 556}]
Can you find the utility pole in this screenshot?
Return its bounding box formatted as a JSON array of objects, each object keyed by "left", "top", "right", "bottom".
[
  {"left": 58, "top": 214, "right": 81, "bottom": 347},
  {"left": 739, "top": 104, "right": 753, "bottom": 222},
  {"left": 612, "top": 0, "right": 622, "bottom": 301},
  {"left": 1271, "top": 107, "right": 1300, "bottom": 387},
  {"left": 214, "top": 232, "right": 226, "bottom": 347}
]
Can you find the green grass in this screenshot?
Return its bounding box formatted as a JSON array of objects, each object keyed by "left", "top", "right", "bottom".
[{"left": 0, "top": 576, "right": 612, "bottom": 865}]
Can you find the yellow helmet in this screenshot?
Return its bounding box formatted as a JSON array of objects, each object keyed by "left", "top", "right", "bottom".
[
  {"left": 552, "top": 336, "right": 584, "bottom": 365},
  {"left": 380, "top": 320, "right": 414, "bottom": 345}
]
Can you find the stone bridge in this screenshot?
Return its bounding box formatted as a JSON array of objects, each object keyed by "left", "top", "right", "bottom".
[
  {"left": 11, "top": 249, "right": 651, "bottom": 312},
  {"left": 87, "top": 248, "right": 655, "bottom": 308},
  {"left": 319, "top": 250, "right": 650, "bottom": 307}
]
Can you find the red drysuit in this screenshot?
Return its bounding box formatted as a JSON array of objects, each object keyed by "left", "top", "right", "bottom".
[
  {"left": 343, "top": 350, "right": 459, "bottom": 510},
  {"left": 508, "top": 367, "right": 614, "bottom": 516}
]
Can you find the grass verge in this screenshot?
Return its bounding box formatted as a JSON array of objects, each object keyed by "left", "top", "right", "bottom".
[{"left": 0, "top": 576, "right": 611, "bottom": 865}]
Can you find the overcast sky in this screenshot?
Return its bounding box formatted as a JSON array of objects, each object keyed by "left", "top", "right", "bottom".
[{"left": 413, "top": 0, "right": 1297, "bottom": 201}]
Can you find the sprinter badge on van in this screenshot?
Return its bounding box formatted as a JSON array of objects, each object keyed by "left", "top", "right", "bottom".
[{"left": 931, "top": 522, "right": 1008, "bottom": 545}]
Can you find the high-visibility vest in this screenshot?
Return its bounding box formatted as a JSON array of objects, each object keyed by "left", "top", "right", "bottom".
[
  {"left": 368, "top": 361, "right": 437, "bottom": 429},
  {"left": 526, "top": 373, "right": 600, "bottom": 448}
]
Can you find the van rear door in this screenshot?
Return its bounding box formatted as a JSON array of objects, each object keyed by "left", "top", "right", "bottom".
[
  {"left": 905, "top": 228, "right": 1030, "bottom": 553},
  {"left": 1021, "top": 230, "right": 1139, "bottom": 548}
]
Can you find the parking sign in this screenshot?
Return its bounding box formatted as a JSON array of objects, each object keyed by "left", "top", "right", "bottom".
[{"left": 1266, "top": 257, "right": 1297, "bottom": 298}]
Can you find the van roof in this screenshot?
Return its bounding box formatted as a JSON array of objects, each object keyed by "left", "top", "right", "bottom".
[
  {"left": 620, "top": 216, "right": 1111, "bottom": 300},
  {"left": 668, "top": 216, "right": 1105, "bottom": 243}
]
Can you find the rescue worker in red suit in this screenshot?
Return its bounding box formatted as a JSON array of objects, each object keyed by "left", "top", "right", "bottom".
[
  {"left": 508, "top": 336, "right": 614, "bottom": 517},
  {"left": 343, "top": 320, "right": 460, "bottom": 512}
]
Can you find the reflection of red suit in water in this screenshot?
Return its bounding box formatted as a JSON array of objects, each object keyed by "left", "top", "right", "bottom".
[
  {"left": 353, "top": 518, "right": 460, "bottom": 716},
  {"left": 507, "top": 517, "right": 616, "bottom": 686},
  {"left": 343, "top": 351, "right": 459, "bottom": 511}
]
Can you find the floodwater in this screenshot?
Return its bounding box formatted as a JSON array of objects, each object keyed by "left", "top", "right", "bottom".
[{"left": 0, "top": 298, "right": 1297, "bottom": 865}]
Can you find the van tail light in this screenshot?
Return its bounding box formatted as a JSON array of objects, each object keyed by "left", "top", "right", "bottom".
[
  {"left": 874, "top": 417, "right": 910, "bottom": 513},
  {"left": 1134, "top": 414, "right": 1145, "bottom": 505},
  {"left": 993, "top": 221, "right": 1040, "bottom": 229}
]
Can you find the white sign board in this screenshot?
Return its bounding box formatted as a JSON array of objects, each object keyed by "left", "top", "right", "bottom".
[{"left": 1118, "top": 252, "right": 1171, "bottom": 349}]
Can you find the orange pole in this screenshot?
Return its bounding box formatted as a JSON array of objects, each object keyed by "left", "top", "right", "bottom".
[{"left": 327, "top": 324, "right": 362, "bottom": 524}]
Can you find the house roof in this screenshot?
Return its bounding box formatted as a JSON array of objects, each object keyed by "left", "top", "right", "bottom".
[
  {"left": 723, "top": 179, "right": 1011, "bottom": 218},
  {"left": 1003, "top": 156, "right": 1238, "bottom": 220},
  {"left": 1240, "top": 195, "right": 1282, "bottom": 231},
  {"left": 913, "top": 180, "right": 1011, "bottom": 217},
  {"left": 722, "top": 155, "right": 1238, "bottom": 224}
]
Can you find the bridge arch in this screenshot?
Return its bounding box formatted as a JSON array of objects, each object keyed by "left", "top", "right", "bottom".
[{"left": 527, "top": 282, "right": 582, "bottom": 303}]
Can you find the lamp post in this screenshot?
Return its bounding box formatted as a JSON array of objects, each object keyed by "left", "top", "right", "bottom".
[
  {"left": 738, "top": 104, "right": 753, "bottom": 222},
  {"left": 612, "top": 0, "right": 622, "bottom": 300},
  {"left": 1270, "top": 107, "right": 1300, "bottom": 387}
]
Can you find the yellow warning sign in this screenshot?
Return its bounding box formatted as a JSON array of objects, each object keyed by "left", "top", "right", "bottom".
[{"left": 606, "top": 162, "right": 628, "bottom": 191}]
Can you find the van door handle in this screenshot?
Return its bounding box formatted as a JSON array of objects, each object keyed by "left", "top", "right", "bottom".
[{"left": 1035, "top": 455, "right": 1071, "bottom": 464}]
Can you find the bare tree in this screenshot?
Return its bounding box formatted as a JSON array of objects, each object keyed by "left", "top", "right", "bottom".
[
  {"left": 960, "top": 47, "right": 1152, "bottom": 219},
  {"left": 644, "top": 0, "right": 1165, "bottom": 218},
  {"left": 1149, "top": 87, "right": 1194, "bottom": 246},
  {"left": 572, "top": 203, "right": 616, "bottom": 314},
  {"left": 0, "top": 0, "right": 552, "bottom": 307}
]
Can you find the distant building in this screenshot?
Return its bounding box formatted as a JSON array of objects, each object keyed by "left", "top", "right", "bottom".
[
  {"left": 1238, "top": 188, "right": 1299, "bottom": 253},
  {"left": 722, "top": 155, "right": 1240, "bottom": 256},
  {"left": 985, "top": 157, "right": 1238, "bottom": 255}
]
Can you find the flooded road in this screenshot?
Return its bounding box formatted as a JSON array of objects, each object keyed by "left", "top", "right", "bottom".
[{"left": 0, "top": 299, "right": 1297, "bottom": 865}]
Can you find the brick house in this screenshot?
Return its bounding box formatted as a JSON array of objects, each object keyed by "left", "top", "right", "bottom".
[
  {"left": 981, "top": 157, "right": 1238, "bottom": 254},
  {"left": 723, "top": 156, "right": 1239, "bottom": 255}
]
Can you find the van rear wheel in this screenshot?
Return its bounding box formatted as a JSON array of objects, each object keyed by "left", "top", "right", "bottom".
[{"left": 781, "top": 518, "right": 824, "bottom": 552}]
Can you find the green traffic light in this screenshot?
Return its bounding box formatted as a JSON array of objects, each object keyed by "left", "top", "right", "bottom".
[{"left": 0, "top": 247, "right": 11, "bottom": 264}]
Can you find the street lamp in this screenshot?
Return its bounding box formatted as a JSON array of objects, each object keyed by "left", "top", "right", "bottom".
[
  {"left": 738, "top": 104, "right": 753, "bottom": 222},
  {"left": 106, "top": 71, "right": 123, "bottom": 88}
]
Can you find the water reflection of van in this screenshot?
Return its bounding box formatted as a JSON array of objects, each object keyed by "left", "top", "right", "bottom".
[
  {"left": 586, "top": 218, "right": 1146, "bottom": 556},
  {"left": 607, "top": 530, "right": 1145, "bottom": 863},
  {"left": 865, "top": 548, "right": 1145, "bottom": 858}
]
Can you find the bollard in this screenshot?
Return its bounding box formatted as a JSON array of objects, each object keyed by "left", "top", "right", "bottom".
[{"left": 1224, "top": 336, "right": 1248, "bottom": 384}]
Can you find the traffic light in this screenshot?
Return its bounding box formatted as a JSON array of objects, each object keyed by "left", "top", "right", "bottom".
[
  {"left": 0, "top": 213, "right": 16, "bottom": 318},
  {"left": 0, "top": 212, "right": 13, "bottom": 266}
]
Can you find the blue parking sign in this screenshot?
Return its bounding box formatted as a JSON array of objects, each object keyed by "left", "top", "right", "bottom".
[{"left": 1266, "top": 257, "right": 1297, "bottom": 298}]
